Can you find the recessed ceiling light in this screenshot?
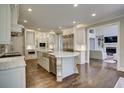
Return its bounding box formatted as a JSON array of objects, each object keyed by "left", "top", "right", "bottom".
[
  {"left": 73, "top": 21, "right": 76, "bottom": 24},
  {"left": 24, "top": 20, "right": 27, "bottom": 23},
  {"left": 59, "top": 26, "right": 62, "bottom": 29},
  {"left": 92, "top": 13, "right": 96, "bottom": 17},
  {"left": 28, "top": 8, "right": 32, "bottom": 12},
  {"left": 73, "top": 4, "right": 78, "bottom": 7}
]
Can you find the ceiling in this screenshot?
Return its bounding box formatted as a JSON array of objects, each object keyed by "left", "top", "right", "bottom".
[{"left": 19, "top": 4, "right": 124, "bottom": 31}]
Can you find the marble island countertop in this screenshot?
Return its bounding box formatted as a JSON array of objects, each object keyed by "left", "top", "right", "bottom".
[
  {"left": 49, "top": 51, "right": 80, "bottom": 58},
  {"left": 0, "top": 56, "right": 26, "bottom": 71}
]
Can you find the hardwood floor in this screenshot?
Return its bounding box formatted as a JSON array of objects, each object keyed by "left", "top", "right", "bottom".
[{"left": 26, "top": 59, "right": 124, "bottom": 88}]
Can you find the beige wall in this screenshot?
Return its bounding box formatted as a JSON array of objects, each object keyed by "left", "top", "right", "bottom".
[{"left": 86, "top": 16, "right": 124, "bottom": 71}]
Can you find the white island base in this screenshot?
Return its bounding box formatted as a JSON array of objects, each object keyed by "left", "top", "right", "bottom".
[{"left": 49, "top": 52, "right": 80, "bottom": 82}]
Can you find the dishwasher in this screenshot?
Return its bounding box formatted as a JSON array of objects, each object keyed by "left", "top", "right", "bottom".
[{"left": 49, "top": 55, "right": 56, "bottom": 75}]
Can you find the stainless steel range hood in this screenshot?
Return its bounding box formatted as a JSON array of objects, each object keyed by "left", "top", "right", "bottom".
[{"left": 11, "top": 4, "right": 24, "bottom": 32}]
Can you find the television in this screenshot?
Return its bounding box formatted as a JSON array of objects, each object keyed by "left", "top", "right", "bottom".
[
  {"left": 39, "top": 43, "right": 46, "bottom": 47},
  {"left": 104, "top": 36, "right": 117, "bottom": 43}
]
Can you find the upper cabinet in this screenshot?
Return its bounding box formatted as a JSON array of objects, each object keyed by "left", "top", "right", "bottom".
[
  {"left": 0, "top": 5, "right": 11, "bottom": 44},
  {"left": 0, "top": 4, "right": 23, "bottom": 44}
]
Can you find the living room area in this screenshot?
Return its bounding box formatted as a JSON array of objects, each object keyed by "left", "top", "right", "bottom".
[{"left": 88, "top": 22, "right": 119, "bottom": 69}]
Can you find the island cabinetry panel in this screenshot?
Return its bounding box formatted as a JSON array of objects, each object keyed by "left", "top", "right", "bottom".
[
  {"left": 56, "top": 58, "right": 62, "bottom": 82},
  {"left": 37, "top": 52, "right": 50, "bottom": 72}
]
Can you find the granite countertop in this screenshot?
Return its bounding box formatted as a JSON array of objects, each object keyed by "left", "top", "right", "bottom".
[
  {"left": 49, "top": 51, "right": 80, "bottom": 58},
  {"left": 0, "top": 56, "right": 26, "bottom": 71}
]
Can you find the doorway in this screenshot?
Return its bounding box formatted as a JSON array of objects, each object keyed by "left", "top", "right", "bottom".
[{"left": 87, "top": 22, "right": 120, "bottom": 70}]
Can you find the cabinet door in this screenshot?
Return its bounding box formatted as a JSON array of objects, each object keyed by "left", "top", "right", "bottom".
[{"left": 0, "top": 5, "right": 11, "bottom": 44}]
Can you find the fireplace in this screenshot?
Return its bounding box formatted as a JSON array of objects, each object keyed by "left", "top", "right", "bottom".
[{"left": 106, "top": 47, "right": 116, "bottom": 55}]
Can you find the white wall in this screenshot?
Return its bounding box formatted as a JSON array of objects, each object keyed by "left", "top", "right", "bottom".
[
  {"left": 94, "top": 24, "right": 118, "bottom": 51},
  {"left": 90, "top": 38, "right": 95, "bottom": 50},
  {"left": 88, "top": 24, "right": 118, "bottom": 52},
  {"left": 119, "top": 18, "right": 124, "bottom": 70},
  {"left": 95, "top": 24, "right": 118, "bottom": 37}
]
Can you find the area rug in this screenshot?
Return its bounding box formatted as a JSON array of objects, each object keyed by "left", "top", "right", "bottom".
[{"left": 114, "top": 77, "right": 124, "bottom": 88}]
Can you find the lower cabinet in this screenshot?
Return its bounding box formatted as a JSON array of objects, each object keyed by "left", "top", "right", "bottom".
[
  {"left": 40, "top": 57, "right": 50, "bottom": 72},
  {"left": 38, "top": 57, "right": 50, "bottom": 72},
  {"left": 37, "top": 51, "right": 56, "bottom": 74},
  {"left": 37, "top": 52, "right": 50, "bottom": 72},
  {"left": 0, "top": 67, "right": 26, "bottom": 88}
]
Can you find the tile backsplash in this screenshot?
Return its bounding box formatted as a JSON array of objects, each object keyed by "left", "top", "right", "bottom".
[{"left": 0, "top": 44, "right": 5, "bottom": 54}]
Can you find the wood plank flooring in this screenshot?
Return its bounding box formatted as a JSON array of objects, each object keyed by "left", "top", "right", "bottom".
[{"left": 26, "top": 59, "right": 124, "bottom": 88}]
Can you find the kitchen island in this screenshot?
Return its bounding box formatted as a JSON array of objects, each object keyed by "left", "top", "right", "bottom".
[{"left": 49, "top": 51, "right": 80, "bottom": 82}]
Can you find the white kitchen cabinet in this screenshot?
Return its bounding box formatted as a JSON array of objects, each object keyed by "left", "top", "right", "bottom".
[
  {"left": 37, "top": 51, "right": 50, "bottom": 72},
  {"left": 0, "top": 56, "right": 26, "bottom": 88},
  {"left": 40, "top": 57, "right": 50, "bottom": 72},
  {"left": 0, "top": 66, "right": 26, "bottom": 88},
  {"left": 0, "top": 5, "right": 11, "bottom": 44}
]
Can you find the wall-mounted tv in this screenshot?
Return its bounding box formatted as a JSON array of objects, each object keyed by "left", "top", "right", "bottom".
[
  {"left": 104, "top": 36, "right": 117, "bottom": 43},
  {"left": 39, "top": 43, "right": 46, "bottom": 47}
]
